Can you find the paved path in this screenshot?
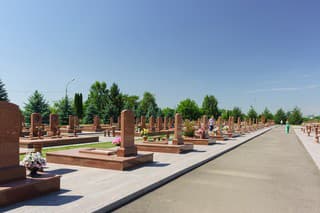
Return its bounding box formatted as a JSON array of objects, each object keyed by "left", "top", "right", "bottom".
[
  {"left": 2, "top": 128, "right": 270, "bottom": 212},
  {"left": 116, "top": 127, "right": 320, "bottom": 213}
]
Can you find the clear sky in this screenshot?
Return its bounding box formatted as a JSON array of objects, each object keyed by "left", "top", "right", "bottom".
[{"left": 1, "top": 0, "right": 320, "bottom": 115}]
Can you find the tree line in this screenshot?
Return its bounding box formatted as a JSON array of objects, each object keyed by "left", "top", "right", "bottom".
[{"left": 0, "top": 79, "right": 305, "bottom": 125}]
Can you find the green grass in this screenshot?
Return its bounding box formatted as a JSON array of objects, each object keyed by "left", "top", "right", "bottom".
[{"left": 20, "top": 142, "right": 115, "bottom": 161}]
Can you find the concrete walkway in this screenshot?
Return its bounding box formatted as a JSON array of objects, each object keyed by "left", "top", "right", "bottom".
[
  {"left": 294, "top": 126, "right": 320, "bottom": 170},
  {"left": 2, "top": 128, "right": 271, "bottom": 212},
  {"left": 117, "top": 127, "right": 320, "bottom": 213}
]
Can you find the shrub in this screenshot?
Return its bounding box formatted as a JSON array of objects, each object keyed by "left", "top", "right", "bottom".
[{"left": 183, "top": 120, "right": 195, "bottom": 137}]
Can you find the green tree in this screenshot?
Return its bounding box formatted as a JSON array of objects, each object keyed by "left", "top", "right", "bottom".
[
  {"left": 221, "top": 109, "right": 232, "bottom": 120},
  {"left": 146, "top": 104, "right": 158, "bottom": 118},
  {"left": 231, "top": 107, "right": 243, "bottom": 121},
  {"left": 201, "top": 95, "right": 219, "bottom": 119},
  {"left": 54, "top": 96, "right": 73, "bottom": 125},
  {"left": 83, "top": 102, "right": 99, "bottom": 124},
  {"left": 0, "top": 79, "right": 9, "bottom": 101},
  {"left": 176, "top": 99, "right": 200, "bottom": 120},
  {"left": 247, "top": 106, "right": 258, "bottom": 120},
  {"left": 156, "top": 108, "right": 163, "bottom": 117},
  {"left": 74, "top": 93, "right": 84, "bottom": 119},
  {"left": 261, "top": 107, "right": 273, "bottom": 122},
  {"left": 288, "top": 107, "right": 303, "bottom": 125},
  {"left": 85, "top": 81, "right": 108, "bottom": 118},
  {"left": 23, "top": 90, "right": 50, "bottom": 124},
  {"left": 274, "top": 108, "right": 287, "bottom": 124},
  {"left": 137, "top": 92, "right": 158, "bottom": 118},
  {"left": 103, "top": 83, "right": 124, "bottom": 122},
  {"left": 162, "top": 107, "right": 175, "bottom": 118},
  {"left": 123, "top": 95, "right": 139, "bottom": 112}
]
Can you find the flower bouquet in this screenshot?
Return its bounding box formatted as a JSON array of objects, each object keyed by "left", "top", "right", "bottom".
[
  {"left": 22, "top": 152, "right": 46, "bottom": 177},
  {"left": 195, "top": 127, "right": 206, "bottom": 139},
  {"left": 112, "top": 137, "right": 121, "bottom": 146},
  {"left": 140, "top": 128, "right": 149, "bottom": 141}
]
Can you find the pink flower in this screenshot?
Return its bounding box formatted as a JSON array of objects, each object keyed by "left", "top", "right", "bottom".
[{"left": 112, "top": 137, "right": 121, "bottom": 145}]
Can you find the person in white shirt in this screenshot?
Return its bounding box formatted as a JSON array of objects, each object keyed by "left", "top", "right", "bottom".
[{"left": 209, "top": 117, "right": 215, "bottom": 131}]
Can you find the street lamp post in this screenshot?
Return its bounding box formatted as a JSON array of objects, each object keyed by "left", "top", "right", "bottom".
[{"left": 65, "top": 78, "right": 75, "bottom": 98}]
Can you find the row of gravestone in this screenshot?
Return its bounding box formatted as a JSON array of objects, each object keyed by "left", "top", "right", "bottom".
[
  {"left": 301, "top": 124, "right": 320, "bottom": 143},
  {"left": 23, "top": 111, "right": 271, "bottom": 139},
  {"left": 23, "top": 113, "right": 102, "bottom": 137},
  {"left": 0, "top": 101, "right": 185, "bottom": 206},
  {"left": 197, "top": 115, "right": 271, "bottom": 131},
  {"left": 139, "top": 116, "right": 174, "bottom": 132},
  {"left": 0, "top": 100, "right": 272, "bottom": 207}
]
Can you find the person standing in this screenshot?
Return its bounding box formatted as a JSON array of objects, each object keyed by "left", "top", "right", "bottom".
[
  {"left": 285, "top": 120, "right": 290, "bottom": 134},
  {"left": 280, "top": 120, "right": 283, "bottom": 126},
  {"left": 209, "top": 117, "right": 215, "bottom": 132}
]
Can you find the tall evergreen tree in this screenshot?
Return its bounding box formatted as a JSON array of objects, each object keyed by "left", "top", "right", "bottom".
[
  {"left": 23, "top": 90, "right": 50, "bottom": 124},
  {"left": 104, "top": 83, "right": 124, "bottom": 122},
  {"left": 202, "top": 95, "right": 219, "bottom": 119},
  {"left": 85, "top": 81, "right": 108, "bottom": 118},
  {"left": 53, "top": 96, "right": 73, "bottom": 125},
  {"left": 123, "top": 94, "right": 139, "bottom": 114},
  {"left": 247, "top": 106, "right": 258, "bottom": 120},
  {"left": 137, "top": 92, "right": 158, "bottom": 118},
  {"left": 260, "top": 107, "right": 273, "bottom": 122},
  {"left": 84, "top": 102, "right": 99, "bottom": 124},
  {"left": 274, "top": 108, "right": 287, "bottom": 124},
  {"left": 162, "top": 107, "right": 175, "bottom": 118},
  {"left": 288, "top": 107, "right": 303, "bottom": 125},
  {"left": 0, "top": 79, "right": 9, "bottom": 101},
  {"left": 221, "top": 109, "right": 232, "bottom": 120},
  {"left": 146, "top": 104, "right": 158, "bottom": 118},
  {"left": 74, "top": 93, "right": 84, "bottom": 119},
  {"left": 231, "top": 107, "right": 243, "bottom": 121}
]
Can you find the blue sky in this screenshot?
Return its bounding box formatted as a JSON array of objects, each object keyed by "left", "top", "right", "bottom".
[{"left": 1, "top": 0, "right": 320, "bottom": 115}]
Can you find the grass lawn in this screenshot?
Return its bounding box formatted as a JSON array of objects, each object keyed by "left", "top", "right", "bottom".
[{"left": 20, "top": 142, "right": 116, "bottom": 161}]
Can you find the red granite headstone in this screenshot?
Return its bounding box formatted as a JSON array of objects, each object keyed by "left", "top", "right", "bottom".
[
  {"left": 117, "top": 110, "right": 137, "bottom": 157},
  {"left": 110, "top": 117, "right": 113, "bottom": 126},
  {"left": 68, "top": 115, "right": 75, "bottom": 131},
  {"left": 168, "top": 117, "right": 173, "bottom": 129},
  {"left": 117, "top": 116, "right": 121, "bottom": 129},
  {"left": 156, "top": 117, "right": 162, "bottom": 132},
  {"left": 163, "top": 116, "right": 168, "bottom": 130},
  {"left": 172, "top": 113, "right": 184, "bottom": 145},
  {"left": 93, "top": 116, "right": 101, "bottom": 131},
  {"left": 74, "top": 116, "right": 79, "bottom": 128},
  {"left": 237, "top": 117, "right": 241, "bottom": 130},
  {"left": 202, "top": 115, "right": 208, "bottom": 131},
  {"left": 48, "top": 114, "right": 59, "bottom": 136},
  {"left": 0, "top": 102, "right": 26, "bottom": 184},
  {"left": 149, "top": 116, "right": 154, "bottom": 132},
  {"left": 141, "top": 116, "right": 146, "bottom": 129},
  {"left": 30, "top": 113, "right": 42, "bottom": 137}
]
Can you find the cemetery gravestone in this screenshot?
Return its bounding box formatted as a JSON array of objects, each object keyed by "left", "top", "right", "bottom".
[
  {"left": 0, "top": 102, "right": 60, "bottom": 206},
  {"left": 117, "top": 110, "right": 137, "bottom": 157},
  {"left": 141, "top": 116, "right": 146, "bottom": 129},
  {"left": 30, "top": 113, "right": 42, "bottom": 137},
  {"left": 173, "top": 113, "right": 184, "bottom": 145},
  {"left": 163, "top": 116, "right": 168, "bottom": 130},
  {"left": 49, "top": 114, "right": 59, "bottom": 136}
]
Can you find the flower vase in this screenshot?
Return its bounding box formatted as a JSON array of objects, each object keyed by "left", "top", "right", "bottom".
[{"left": 28, "top": 168, "right": 40, "bottom": 177}]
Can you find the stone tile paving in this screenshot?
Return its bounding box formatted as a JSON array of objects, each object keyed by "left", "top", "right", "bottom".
[{"left": 2, "top": 127, "right": 271, "bottom": 213}]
